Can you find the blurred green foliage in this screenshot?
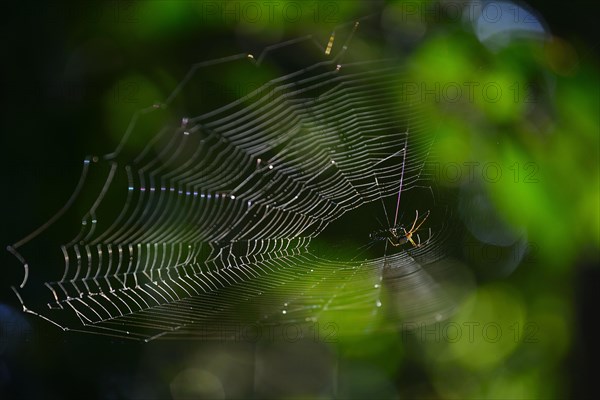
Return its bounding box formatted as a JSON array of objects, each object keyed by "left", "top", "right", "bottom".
[
  {"left": 407, "top": 32, "right": 599, "bottom": 268},
  {"left": 79, "top": 1, "right": 597, "bottom": 398}
]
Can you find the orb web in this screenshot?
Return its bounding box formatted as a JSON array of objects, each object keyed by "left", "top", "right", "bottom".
[{"left": 7, "top": 20, "right": 468, "bottom": 341}]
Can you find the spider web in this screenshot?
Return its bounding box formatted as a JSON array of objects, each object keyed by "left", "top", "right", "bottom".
[{"left": 7, "top": 21, "right": 470, "bottom": 341}]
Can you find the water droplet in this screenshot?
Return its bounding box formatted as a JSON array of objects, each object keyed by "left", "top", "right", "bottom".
[
  {"left": 376, "top": 300, "right": 382, "bottom": 307},
  {"left": 282, "top": 310, "right": 287, "bottom": 314}
]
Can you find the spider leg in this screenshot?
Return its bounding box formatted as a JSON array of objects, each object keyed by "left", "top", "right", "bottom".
[
  {"left": 412, "top": 210, "right": 431, "bottom": 233},
  {"left": 373, "top": 176, "right": 391, "bottom": 227},
  {"left": 408, "top": 210, "right": 419, "bottom": 232},
  {"left": 356, "top": 238, "right": 378, "bottom": 252},
  {"left": 351, "top": 240, "right": 378, "bottom": 261},
  {"left": 408, "top": 236, "right": 418, "bottom": 247},
  {"left": 388, "top": 237, "right": 401, "bottom": 247}
]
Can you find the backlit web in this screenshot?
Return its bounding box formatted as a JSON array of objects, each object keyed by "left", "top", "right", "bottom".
[{"left": 7, "top": 20, "right": 468, "bottom": 341}]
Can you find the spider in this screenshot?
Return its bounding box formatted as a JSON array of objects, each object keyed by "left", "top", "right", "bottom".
[{"left": 369, "top": 210, "right": 431, "bottom": 248}]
